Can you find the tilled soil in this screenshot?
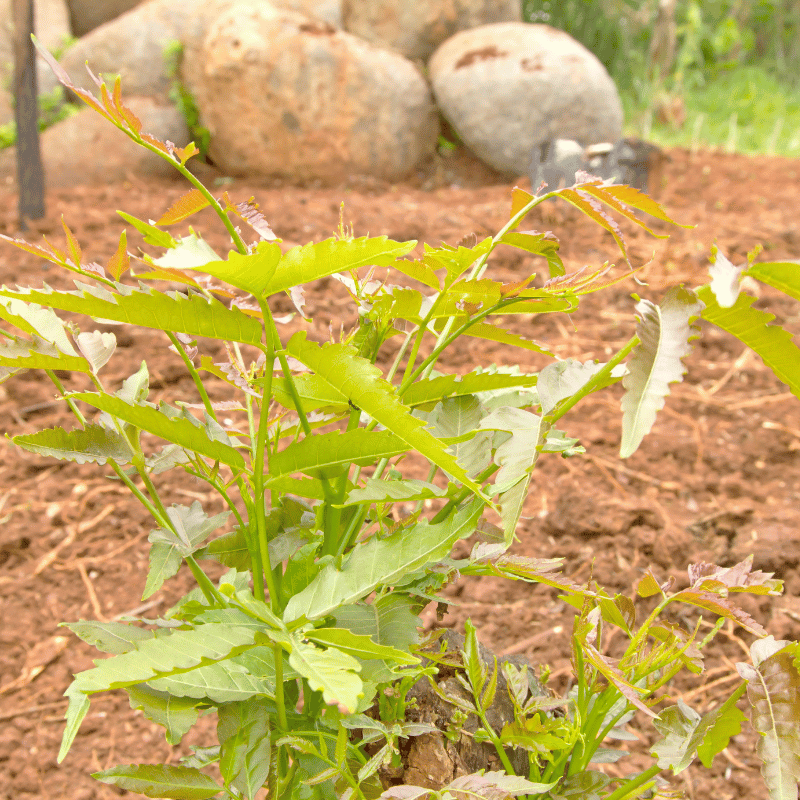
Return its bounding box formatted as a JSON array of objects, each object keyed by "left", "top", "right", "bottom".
[{"left": 0, "top": 147, "right": 799, "bottom": 799}]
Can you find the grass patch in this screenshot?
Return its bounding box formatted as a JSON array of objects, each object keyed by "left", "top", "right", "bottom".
[{"left": 623, "top": 66, "right": 800, "bottom": 156}]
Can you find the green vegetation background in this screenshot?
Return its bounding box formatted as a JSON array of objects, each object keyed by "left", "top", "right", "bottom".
[{"left": 523, "top": 0, "right": 800, "bottom": 156}]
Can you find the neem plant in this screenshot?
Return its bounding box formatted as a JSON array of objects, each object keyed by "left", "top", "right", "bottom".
[{"left": 2, "top": 43, "right": 800, "bottom": 799}]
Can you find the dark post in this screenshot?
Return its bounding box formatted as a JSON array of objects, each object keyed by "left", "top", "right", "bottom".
[{"left": 13, "top": 0, "right": 46, "bottom": 230}]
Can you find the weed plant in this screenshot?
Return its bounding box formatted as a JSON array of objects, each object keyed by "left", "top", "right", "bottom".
[{"left": 2, "top": 44, "right": 800, "bottom": 800}]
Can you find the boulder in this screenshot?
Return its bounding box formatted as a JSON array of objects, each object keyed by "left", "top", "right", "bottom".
[
  {"left": 341, "top": 0, "right": 519, "bottom": 61},
  {"left": 66, "top": 0, "right": 144, "bottom": 37},
  {"left": 58, "top": 0, "right": 341, "bottom": 100},
  {"left": 0, "top": 0, "right": 71, "bottom": 101},
  {"left": 429, "top": 23, "right": 623, "bottom": 175},
  {"left": 181, "top": 2, "right": 438, "bottom": 182},
  {"left": 0, "top": 95, "right": 189, "bottom": 186}
]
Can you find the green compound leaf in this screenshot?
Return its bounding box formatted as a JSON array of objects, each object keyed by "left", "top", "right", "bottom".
[
  {"left": 92, "top": 764, "right": 221, "bottom": 799},
  {"left": 284, "top": 498, "right": 483, "bottom": 622},
  {"left": 59, "top": 625, "right": 264, "bottom": 761},
  {"left": 620, "top": 286, "right": 703, "bottom": 458},
  {"left": 652, "top": 698, "right": 746, "bottom": 773},
  {"left": 738, "top": 638, "right": 800, "bottom": 800},
  {"left": 745, "top": 260, "right": 800, "bottom": 303},
  {"left": 269, "top": 429, "right": 407, "bottom": 480},
  {"left": 68, "top": 393, "right": 245, "bottom": 470},
  {"left": 198, "top": 236, "right": 414, "bottom": 297},
  {"left": 304, "top": 627, "right": 419, "bottom": 665},
  {"left": 0, "top": 296, "right": 78, "bottom": 355},
  {"left": 330, "top": 594, "right": 421, "bottom": 653},
  {"left": 344, "top": 477, "right": 448, "bottom": 506},
  {"left": 698, "top": 285, "right": 800, "bottom": 401},
  {"left": 62, "top": 620, "right": 155, "bottom": 654},
  {"left": 402, "top": 369, "right": 538, "bottom": 408},
  {"left": 13, "top": 424, "right": 133, "bottom": 464},
  {"left": 144, "top": 503, "right": 230, "bottom": 599},
  {"left": 217, "top": 699, "right": 271, "bottom": 800},
  {"left": 0, "top": 334, "right": 91, "bottom": 375},
  {"left": 0, "top": 283, "right": 264, "bottom": 344},
  {"left": 287, "top": 332, "right": 485, "bottom": 499},
  {"left": 279, "top": 632, "right": 363, "bottom": 713},
  {"left": 126, "top": 685, "right": 200, "bottom": 746}
]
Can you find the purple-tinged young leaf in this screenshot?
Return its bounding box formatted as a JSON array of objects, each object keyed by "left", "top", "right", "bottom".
[
  {"left": 582, "top": 641, "right": 656, "bottom": 717},
  {"left": 672, "top": 588, "right": 767, "bottom": 636},
  {"left": 222, "top": 194, "right": 278, "bottom": 241},
  {"left": 687, "top": 556, "right": 782, "bottom": 596},
  {"left": 737, "top": 638, "right": 800, "bottom": 800}
]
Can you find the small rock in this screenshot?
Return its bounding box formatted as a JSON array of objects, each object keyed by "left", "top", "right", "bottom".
[
  {"left": 342, "top": 0, "right": 520, "bottom": 61},
  {"left": 429, "top": 22, "right": 622, "bottom": 175}
]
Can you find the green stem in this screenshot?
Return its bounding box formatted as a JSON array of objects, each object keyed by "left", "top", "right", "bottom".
[
  {"left": 166, "top": 330, "right": 217, "bottom": 420},
  {"left": 323, "top": 406, "right": 360, "bottom": 556},
  {"left": 543, "top": 335, "right": 639, "bottom": 426},
  {"left": 430, "top": 464, "right": 499, "bottom": 525},
  {"left": 185, "top": 554, "right": 225, "bottom": 606},
  {"left": 604, "top": 764, "right": 661, "bottom": 800}
]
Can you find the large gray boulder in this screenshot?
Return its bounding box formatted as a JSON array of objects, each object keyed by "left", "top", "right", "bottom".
[
  {"left": 0, "top": 95, "right": 189, "bottom": 186},
  {"left": 182, "top": 2, "right": 438, "bottom": 182},
  {"left": 58, "top": 0, "right": 341, "bottom": 99},
  {"left": 341, "top": 0, "right": 519, "bottom": 61},
  {"left": 0, "top": 0, "right": 71, "bottom": 121},
  {"left": 66, "top": 0, "right": 144, "bottom": 37},
  {"left": 429, "top": 23, "right": 623, "bottom": 175}
]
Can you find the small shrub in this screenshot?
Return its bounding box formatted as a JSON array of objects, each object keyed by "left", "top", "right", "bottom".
[{"left": 2, "top": 42, "right": 800, "bottom": 800}]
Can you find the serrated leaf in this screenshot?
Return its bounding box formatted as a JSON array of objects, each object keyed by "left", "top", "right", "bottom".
[
  {"left": 344, "top": 478, "right": 448, "bottom": 506},
  {"left": 402, "top": 370, "right": 538, "bottom": 408},
  {"left": 0, "top": 283, "right": 264, "bottom": 345},
  {"left": 499, "top": 230, "right": 564, "bottom": 276},
  {"left": 620, "top": 287, "right": 703, "bottom": 458},
  {"left": 144, "top": 503, "right": 229, "bottom": 599},
  {"left": 126, "top": 685, "right": 200, "bottom": 745},
  {"left": 422, "top": 238, "right": 493, "bottom": 285},
  {"left": 538, "top": 359, "right": 614, "bottom": 415},
  {"left": 13, "top": 424, "right": 133, "bottom": 464},
  {"left": 738, "top": 638, "right": 800, "bottom": 800},
  {"left": 117, "top": 211, "right": 177, "bottom": 248},
  {"left": 0, "top": 334, "right": 89, "bottom": 374},
  {"left": 269, "top": 429, "right": 407, "bottom": 480},
  {"left": 92, "top": 764, "right": 221, "bottom": 799},
  {"left": 282, "top": 633, "right": 363, "bottom": 713},
  {"left": 152, "top": 234, "right": 221, "bottom": 270},
  {"left": 75, "top": 330, "right": 116, "bottom": 372},
  {"left": 217, "top": 699, "right": 271, "bottom": 799},
  {"left": 0, "top": 296, "right": 78, "bottom": 355},
  {"left": 697, "top": 286, "right": 800, "bottom": 401},
  {"left": 284, "top": 499, "right": 482, "bottom": 621},
  {"left": 447, "top": 770, "right": 556, "bottom": 797},
  {"left": 652, "top": 698, "right": 746, "bottom": 773},
  {"left": 147, "top": 661, "right": 275, "bottom": 703},
  {"left": 62, "top": 620, "right": 155, "bottom": 653},
  {"left": 708, "top": 248, "right": 744, "bottom": 308},
  {"left": 459, "top": 321, "right": 556, "bottom": 356},
  {"left": 270, "top": 373, "right": 348, "bottom": 413},
  {"left": 157, "top": 189, "right": 212, "bottom": 226},
  {"left": 107, "top": 229, "right": 130, "bottom": 280},
  {"left": 305, "top": 627, "right": 419, "bottom": 665},
  {"left": 331, "top": 594, "right": 421, "bottom": 653},
  {"left": 424, "top": 395, "right": 492, "bottom": 478},
  {"left": 287, "top": 333, "right": 485, "bottom": 499},
  {"left": 69, "top": 393, "right": 245, "bottom": 469},
  {"left": 745, "top": 260, "right": 800, "bottom": 302}
]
